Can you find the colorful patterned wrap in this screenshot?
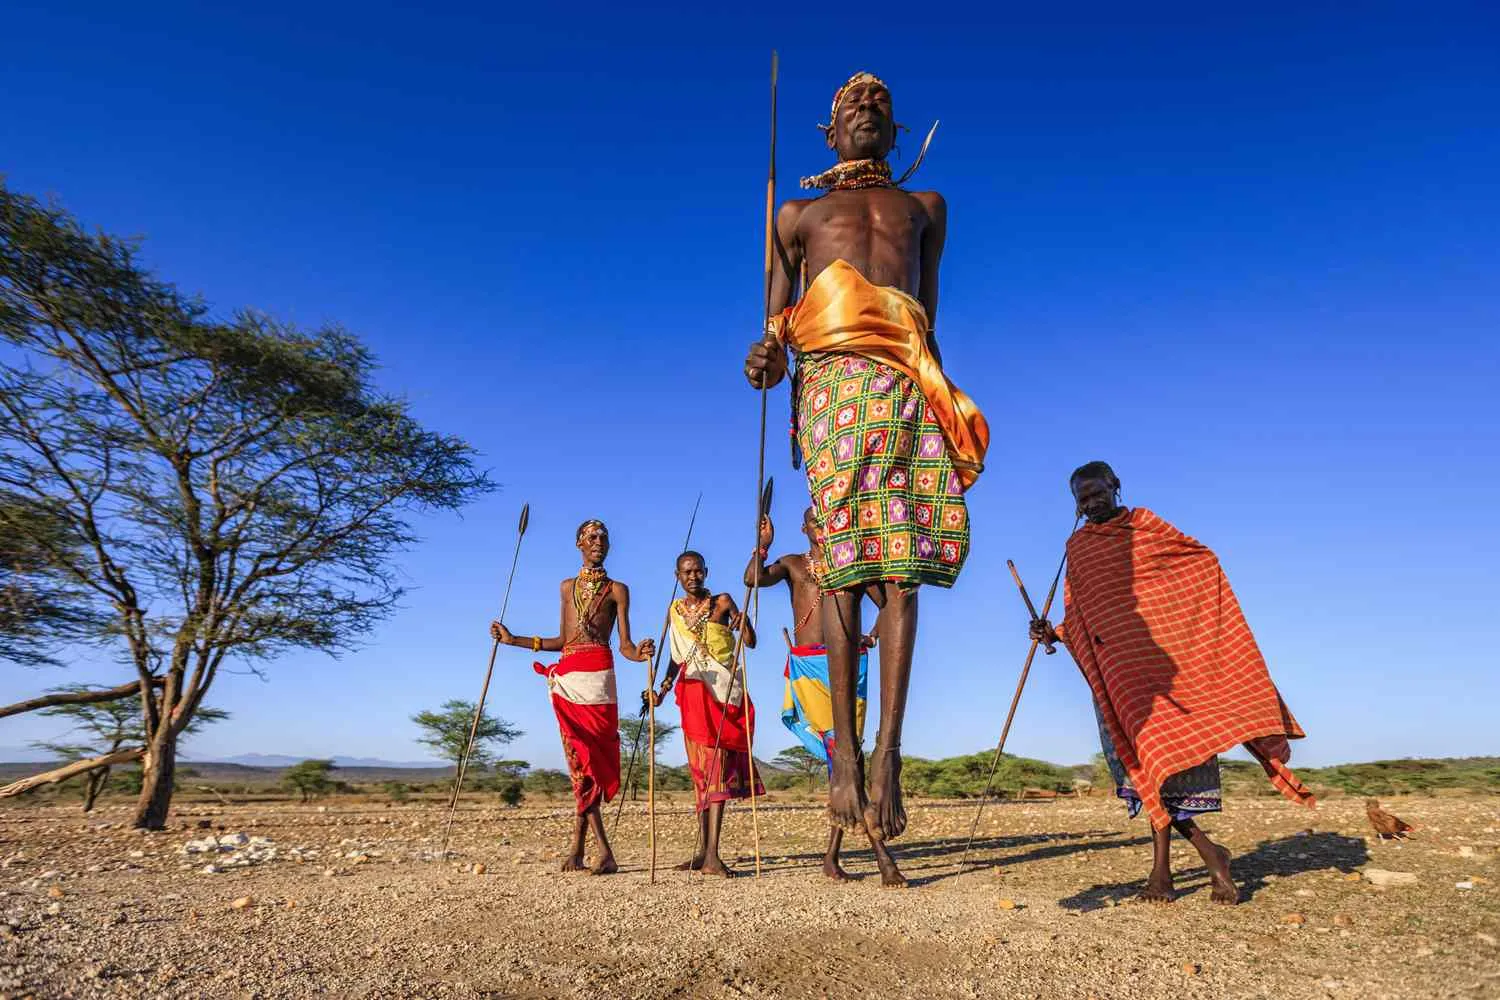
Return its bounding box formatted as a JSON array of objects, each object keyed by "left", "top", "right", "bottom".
[
  {"left": 781, "top": 644, "right": 868, "bottom": 769},
  {"left": 783, "top": 260, "right": 988, "bottom": 590}
]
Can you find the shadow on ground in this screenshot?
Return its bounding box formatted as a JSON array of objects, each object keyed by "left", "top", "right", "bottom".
[{"left": 1057, "top": 831, "right": 1370, "bottom": 909}]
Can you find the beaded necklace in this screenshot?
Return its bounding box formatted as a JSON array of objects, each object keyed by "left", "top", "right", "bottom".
[
  {"left": 793, "top": 552, "right": 827, "bottom": 635},
  {"left": 799, "top": 157, "right": 894, "bottom": 192},
  {"left": 572, "top": 566, "right": 609, "bottom": 635},
  {"left": 675, "top": 593, "right": 715, "bottom": 645}
]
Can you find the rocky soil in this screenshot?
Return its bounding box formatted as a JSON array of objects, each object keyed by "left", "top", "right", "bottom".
[{"left": 1, "top": 794, "right": 1496, "bottom": 999}]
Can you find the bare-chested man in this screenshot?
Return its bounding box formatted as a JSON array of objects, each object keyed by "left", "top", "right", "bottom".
[
  {"left": 743, "top": 72, "right": 990, "bottom": 886},
  {"left": 647, "top": 552, "right": 760, "bottom": 878},
  {"left": 744, "top": 506, "right": 881, "bottom": 881},
  {"left": 491, "top": 519, "right": 654, "bottom": 875}
]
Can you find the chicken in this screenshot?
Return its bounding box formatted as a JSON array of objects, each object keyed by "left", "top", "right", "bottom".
[{"left": 1366, "top": 798, "right": 1416, "bottom": 839}]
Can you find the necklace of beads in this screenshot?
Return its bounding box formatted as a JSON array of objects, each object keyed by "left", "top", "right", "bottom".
[
  {"left": 573, "top": 566, "right": 609, "bottom": 626},
  {"left": 799, "top": 157, "right": 894, "bottom": 192},
  {"left": 793, "top": 553, "right": 827, "bottom": 635},
  {"left": 676, "top": 593, "right": 715, "bottom": 643}
]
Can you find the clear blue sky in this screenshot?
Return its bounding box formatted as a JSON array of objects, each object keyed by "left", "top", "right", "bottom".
[{"left": 3, "top": 2, "right": 1496, "bottom": 771}]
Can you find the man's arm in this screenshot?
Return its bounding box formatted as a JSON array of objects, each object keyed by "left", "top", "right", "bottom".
[
  {"left": 744, "top": 201, "right": 809, "bottom": 389},
  {"left": 913, "top": 191, "right": 947, "bottom": 366},
  {"left": 724, "top": 594, "right": 756, "bottom": 650}
]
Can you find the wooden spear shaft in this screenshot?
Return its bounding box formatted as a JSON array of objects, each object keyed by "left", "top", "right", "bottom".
[{"left": 955, "top": 532, "right": 1073, "bottom": 875}]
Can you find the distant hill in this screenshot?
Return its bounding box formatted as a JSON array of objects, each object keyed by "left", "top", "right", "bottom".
[{"left": 196, "top": 753, "right": 443, "bottom": 769}]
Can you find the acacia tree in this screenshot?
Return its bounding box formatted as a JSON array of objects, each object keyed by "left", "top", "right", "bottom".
[
  {"left": 0, "top": 494, "right": 107, "bottom": 666},
  {"left": 282, "top": 759, "right": 337, "bottom": 802},
  {"left": 411, "top": 700, "right": 521, "bottom": 791},
  {"left": 31, "top": 687, "right": 228, "bottom": 811},
  {"left": 0, "top": 185, "right": 493, "bottom": 828},
  {"left": 617, "top": 715, "right": 679, "bottom": 801},
  {"left": 772, "top": 745, "right": 825, "bottom": 793}
]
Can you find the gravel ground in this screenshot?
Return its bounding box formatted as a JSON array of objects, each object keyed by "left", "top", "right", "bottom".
[{"left": 1, "top": 794, "right": 1496, "bottom": 999}]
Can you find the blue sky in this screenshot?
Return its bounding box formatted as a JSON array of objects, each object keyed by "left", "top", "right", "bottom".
[{"left": 2, "top": 2, "right": 1496, "bottom": 771}]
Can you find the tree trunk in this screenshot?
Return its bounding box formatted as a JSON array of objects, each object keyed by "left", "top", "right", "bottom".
[
  {"left": 132, "top": 729, "right": 176, "bottom": 829},
  {"left": 82, "top": 767, "right": 110, "bottom": 812}
]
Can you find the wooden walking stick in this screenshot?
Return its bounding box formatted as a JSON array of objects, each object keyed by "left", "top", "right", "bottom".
[
  {"left": 706, "top": 48, "right": 778, "bottom": 880},
  {"left": 955, "top": 528, "right": 1076, "bottom": 875},
  {"left": 614, "top": 491, "right": 704, "bottom": 836},
  {"left": 441, "top": 502, "right": 530, "bottom": 860}
]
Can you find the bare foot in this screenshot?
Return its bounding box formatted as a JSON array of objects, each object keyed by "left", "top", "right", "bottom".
[
  {"left": 589, "top": 856, "right": 618, "bottom": 876},
  {"left": 697, "top": 857, "right": 735, "bottom": 879},
  {"left": 1205, "top": 844, "right": 1239, "bottom": 904},
  {"left": 865, "top": 820, "right": 907, "bottom": 888},
  {"left": 821, "top": 856, "right": 853, "bottom": 882},
  {"left": 827, "top": 752, "right": 867, "bottom": 831},
  {"left": 866, "top": 743, "right": 907, "bottom": 840},
  {"left": 673, "top": 857, "right": 705, "bottom": 872},
  {"left": 1136, "top": 867, "right": 1174, "bottom": 903},
  {"left": 560, "top": 855, "right": 586, "bottom": 873}
]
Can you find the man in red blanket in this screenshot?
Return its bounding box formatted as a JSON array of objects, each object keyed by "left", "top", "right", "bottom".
[
  {"left": 1030, "top": 462, "right": 1314, "bottom": 904},
  {"left": 491, "top": 519, "right": 654, "bottom": 875}
]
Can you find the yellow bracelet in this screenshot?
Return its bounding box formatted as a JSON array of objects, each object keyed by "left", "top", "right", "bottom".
[{"left": 531, "top": 636, "right": 541, "bottom": 653}]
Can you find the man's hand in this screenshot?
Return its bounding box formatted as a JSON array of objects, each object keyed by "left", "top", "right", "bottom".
[
  {"left": 860, "top": 633, "right": 878, "bottom": 650},
  {"left": 744, "top": 337, "right": 787, "bottom": 389},
  {"left": 490, "top": 621, "right": 514, "bottom": 645},
  {"left": 634, "top": 638, "right": 656, "bottom": 663},
  {"left": 758, "top": 515, "right": 775, "bottom": 553},
  {"left": 1029, "top": 618, "right": 1060, "bottom": 651},
  {"left": 729, "top": 611, "right": 747, "bottom": 632}
]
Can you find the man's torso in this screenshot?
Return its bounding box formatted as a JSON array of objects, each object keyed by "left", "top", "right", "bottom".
[{"left": 793, "top": 188, "right": 937, "bottom": 296}]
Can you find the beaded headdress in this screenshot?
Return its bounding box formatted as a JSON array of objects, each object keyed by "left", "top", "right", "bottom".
[
  {"left": 803, "top": 71, "right": 939, "bottom": 192},
  {"left": 575, "top": 518, "right": 608, "bottom": 541}
]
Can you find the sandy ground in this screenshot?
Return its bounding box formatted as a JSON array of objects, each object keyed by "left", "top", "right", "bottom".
[{"left": 1, "top": 793, "right": 1496, "bottom": 999}]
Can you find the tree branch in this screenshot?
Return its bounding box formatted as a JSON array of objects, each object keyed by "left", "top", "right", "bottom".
[
  {"left": 0, "top": 746, "right": 145, "bottom": 798},
  {"left": 0, "top": 677, "right": 164, "bottom": 720}
]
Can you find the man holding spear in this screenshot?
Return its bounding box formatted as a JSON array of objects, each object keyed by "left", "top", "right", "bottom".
[
  {"left": 743, "top": 71, "right": 989, "bottom": 885},
  {"left": 490, "top": 519, "right": 654, "bottom": 875},
  {"left": 1029, "top": 461, "right": 1315, "bottom": 903},
  {"left": 647, "top": 551, "right": 760, "bottom": 878}
]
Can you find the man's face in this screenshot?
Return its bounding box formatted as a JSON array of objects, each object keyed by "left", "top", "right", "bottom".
[
  {"left": 676, "top": 555, "right": 707, "bottom": 594},
  {"left": 576, "top": 524, "right": 610, "bottom": 565},
  {"left": 1070, "top": 476, "right": 1119, "bottom": 524},
  {"left": 801, "top": 507, "right": 821, "bottom": 546},
  {"left": 831, "top": 81, "right": 895, "bottom": 162}
]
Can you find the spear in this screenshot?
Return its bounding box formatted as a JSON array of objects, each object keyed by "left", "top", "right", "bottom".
[
  {"left": 614, "top": 490, "right": 703, "bottom": 838},
  {"left": 440, "top": 502, "right": 529, "bottom": 860},
  {"left": 955, "top": 526, "right": 1076, "bottom": 875}
]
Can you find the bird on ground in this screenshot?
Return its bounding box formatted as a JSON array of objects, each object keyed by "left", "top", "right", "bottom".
[{"left": 1365, "top": 798, "right": 1416, "bottom": 839}]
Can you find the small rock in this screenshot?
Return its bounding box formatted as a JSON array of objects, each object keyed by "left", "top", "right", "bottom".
[
  {"left": 1476, "top": 932, "right": 1497, "bottom": 947},
  {"left": 1295, "top": 889, "right": 1314, "bottom": 897},
  {"left": 230, "top": 896, "right": 253, "bottom": 911},
  {"left": 997, "top": 898, "right": 1017, "bottom": 910},
  {"left": 128, "top": 850, "right": 144, "bottom": 859},
  {"left": 1364, "top": 868, "right": 1418, "bottom": 887},
  {"left": 1281, "top": 913, "right": 1306, "bottom": 926},
  {"left": 46, "top": 886, "right": 64, "bottom": 899},
  {"left": 1415, "top": 947, "right": 1434, "bottom": 958},
  {"left": 1456, "top": 881, "right": 1475, "bottom": 891},
  {"left": 1343, "top": 872, "right": 1362, "bottom": 882},
  {"left": 472, "top": 863, "right": 486, "bottom": 875},
  {"left": 1458, "top": 846, "right": 1476, "bottom": 858},
  {"left": 1181, "top": 962, "right": 1201, "bottom": 975},
  {"left": 1332, "top": 914, "right": 1354, "bottom": 927},
  {"left": 44, "top": 902, "right": 62, "bottom": 917}
]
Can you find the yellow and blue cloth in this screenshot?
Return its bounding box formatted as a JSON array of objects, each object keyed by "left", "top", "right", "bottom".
[{"left": 781, "top": 643, "right": 868, "bottom": 768}]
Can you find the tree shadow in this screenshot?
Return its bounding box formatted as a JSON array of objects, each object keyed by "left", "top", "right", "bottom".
[{"left": 1057, "top": 831, "right": 1370, "bottom": 910}]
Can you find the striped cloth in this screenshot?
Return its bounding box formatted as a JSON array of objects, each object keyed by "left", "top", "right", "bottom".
[
  {"left": 533, "top": 644, "right": 620, "bottom": 814},
  {"left": 1061, "top": 507, "right": 1314, "bottom": 829},
  {"left": 781, "top": 644, "right": 868, "bottom": 767}
]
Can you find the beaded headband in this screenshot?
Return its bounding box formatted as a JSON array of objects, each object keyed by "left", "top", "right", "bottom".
[
  {"left": 817, "top": 71, "right": 890, "bottom": 134},
  {"left": 575, "top": 519, "right": 608, "bottom": 540}
]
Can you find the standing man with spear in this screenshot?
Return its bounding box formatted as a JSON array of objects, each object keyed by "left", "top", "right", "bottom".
[
  {"left": 490, "top": 519, "right": 655, "bottom": 875},
  {"left": 743, "top": 71, "right": 989, "bottom": 886}
]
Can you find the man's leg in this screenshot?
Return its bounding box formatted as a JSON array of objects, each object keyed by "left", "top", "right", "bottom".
[
  {"left": 700, "top": 801, "right": 733, "bottom": 878},
  {"left": 822, "top": 589, "right": 866, "bottom": 831},
  {"left": 584, "top": 805, "right": 618, "bottom": 875},
  {"left": 822, "top": 827, "right": 849, "bottom": 881},
  {"left": 1173, "top": 818, "right": 1238, "bottom": 904},
  {"left": 676, "top": 808, "right": 709, "bottom": 870},
  {"left": 866, "top": 582, "right": 917, "bottom": 840},
  {"left": 562, "top": 813, "right": 587, "bottom": 872},
  {"left": 1139, "top": 823, "right": 1174, "bottom": 902}
]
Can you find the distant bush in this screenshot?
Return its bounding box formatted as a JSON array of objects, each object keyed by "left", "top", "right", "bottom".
[{"left": 383, "top": 781, "right": 410, "bottom": 802}]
